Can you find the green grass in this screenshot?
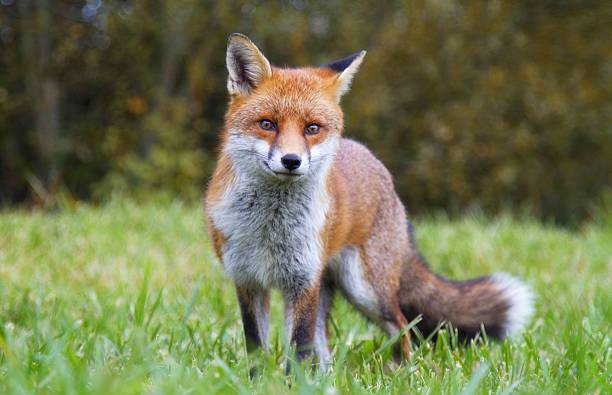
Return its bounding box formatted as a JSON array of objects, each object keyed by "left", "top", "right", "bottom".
[{"left": 0, "top": 198, "right": 610, "bottom": 394}]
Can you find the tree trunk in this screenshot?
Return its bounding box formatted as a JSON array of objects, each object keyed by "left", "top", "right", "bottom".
[{"left": 19, "top": 0, "right": 61, "bottom": 197}]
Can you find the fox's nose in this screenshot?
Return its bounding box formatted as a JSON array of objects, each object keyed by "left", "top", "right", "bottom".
[{"left": 281, "top": 154, "right": 302, "bottom": 171}]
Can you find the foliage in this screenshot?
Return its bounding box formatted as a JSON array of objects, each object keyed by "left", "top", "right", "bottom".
[
  {"left": 1, "top": 1, "right": 611, "bottom": 223},
  {"left": 0, "top": 198, "right": 610, "bottom": 393}
]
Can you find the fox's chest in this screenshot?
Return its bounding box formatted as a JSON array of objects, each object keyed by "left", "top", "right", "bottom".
[{"left": 208, "top": 179, "right": 329, "bottom": 291}]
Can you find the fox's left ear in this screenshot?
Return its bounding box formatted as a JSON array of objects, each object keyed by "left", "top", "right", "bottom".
[
  {"left": 226, "top": 33, "right": 272, "bottom": 96},
  {"left": 323, "top": 50, "right": 367, "bottom": 101}
]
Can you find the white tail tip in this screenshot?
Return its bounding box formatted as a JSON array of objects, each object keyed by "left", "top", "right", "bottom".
[{"left": 491, "top": 273, "right": 536, "bottom": 338}]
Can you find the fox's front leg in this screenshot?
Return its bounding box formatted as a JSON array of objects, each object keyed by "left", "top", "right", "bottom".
[
  {"left": 236, "top": 286, "right": 270, "bottom": 352},
  {"left": 284, "top": 283, "right": 321, "bottom": 370}
]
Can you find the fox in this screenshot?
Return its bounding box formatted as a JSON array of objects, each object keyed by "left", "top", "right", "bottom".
[{"left": 205, "top": 33, "right": 535, "bottom": 370}]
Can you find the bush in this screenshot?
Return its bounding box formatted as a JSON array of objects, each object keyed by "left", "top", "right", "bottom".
[{"left": 1, "top": 0, "right": 610, "bottom": 224}]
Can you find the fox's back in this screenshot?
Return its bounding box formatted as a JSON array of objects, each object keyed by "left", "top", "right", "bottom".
[
  {"left": 323, "top": 138, "right": 407, "bottom": 259},
  {"left": 332, "top": 138, "right": 397, "bottom": 211}
]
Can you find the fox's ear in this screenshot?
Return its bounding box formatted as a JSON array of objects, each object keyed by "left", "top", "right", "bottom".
[
  {"left": 323, "top": 50, "right": 367, "bottom": 101},
  {"left": 226, "top": 33, "right": 272, "bottom": 96}
]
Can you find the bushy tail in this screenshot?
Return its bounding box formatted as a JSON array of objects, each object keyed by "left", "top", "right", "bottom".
[{"left": 399, "top": 253, "right": 535, "bottom": 341}]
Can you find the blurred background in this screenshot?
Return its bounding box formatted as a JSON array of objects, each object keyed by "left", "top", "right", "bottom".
[{"left": 0, "top": 0, "right": 611, "bottom": 225}]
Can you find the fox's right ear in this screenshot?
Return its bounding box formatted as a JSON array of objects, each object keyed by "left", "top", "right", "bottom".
[
  {"left": 226, "top": 33, "right": 272, "bottom": 96},
  {"left": 322, "top": 50, "right": 366, "bottom": 102}
]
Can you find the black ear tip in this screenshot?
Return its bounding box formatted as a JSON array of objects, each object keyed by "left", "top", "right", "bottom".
[{"left": 323, "top": 50, "right": 367, "bottom": 73}]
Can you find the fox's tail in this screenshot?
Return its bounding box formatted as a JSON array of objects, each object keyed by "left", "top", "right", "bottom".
[{"left": 399, "top": 251, "right": 535, "bottom": 341}]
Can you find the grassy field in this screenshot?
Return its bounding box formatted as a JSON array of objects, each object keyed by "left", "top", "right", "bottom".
[{"left": 0, "top": 198, "right": 610, "bottom": 394}]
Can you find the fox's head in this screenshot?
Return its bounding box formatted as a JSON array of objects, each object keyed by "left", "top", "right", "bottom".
[{"left": 222, "top": 33, "right": 365, "bottom": 182}]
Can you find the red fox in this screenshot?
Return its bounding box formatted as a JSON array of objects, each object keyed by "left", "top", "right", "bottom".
[{"left": 205, "top": 33, "right": 534, "bottom": 369}]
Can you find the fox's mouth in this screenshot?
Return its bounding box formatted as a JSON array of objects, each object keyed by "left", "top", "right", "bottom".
[
  {"left": 273, "top": 171, "right": 301, "bottom": 177},
  {"left": 263, "top": 161, "right": 305, "bottom": 179}
]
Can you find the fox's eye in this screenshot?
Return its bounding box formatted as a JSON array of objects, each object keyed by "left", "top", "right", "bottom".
[
  {"left": 258, "top": 119, "right": 275, "bottom": 131},
  {"left": 305, "top": 123, "right": 320, "bottom": 135}
]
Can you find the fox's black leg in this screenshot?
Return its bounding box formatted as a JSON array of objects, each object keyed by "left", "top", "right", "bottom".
[
  {"left": 236, "top": 286, "right": 270, "bottom": 352},
  {"left": 284, "top": 284, "right": 321, "bottom": 372},
  {"left": 382, "top": 308, "right": 411, "bottom": 363},
  {"left": 313, "top": 282, "right": 334, "bottom": 370}
]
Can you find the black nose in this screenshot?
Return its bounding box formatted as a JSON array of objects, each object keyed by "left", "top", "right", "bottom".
[{"left": 281, "top": 154, "right": 302, "bottom": 171}]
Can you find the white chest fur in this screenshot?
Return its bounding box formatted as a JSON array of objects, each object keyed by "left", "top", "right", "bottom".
[{"left": 209, "top": 173, "right": 329, "bottom": 293}]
